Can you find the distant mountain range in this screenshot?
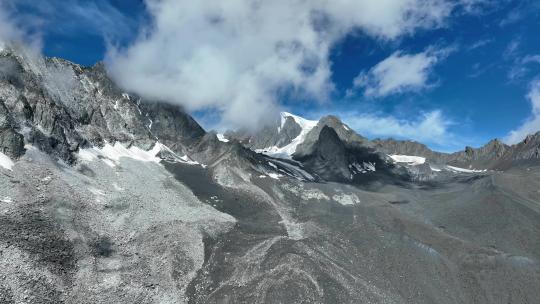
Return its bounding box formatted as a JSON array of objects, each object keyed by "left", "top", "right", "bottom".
[{"left": 225, "top": 110, "right": 540, "bottom": 172}]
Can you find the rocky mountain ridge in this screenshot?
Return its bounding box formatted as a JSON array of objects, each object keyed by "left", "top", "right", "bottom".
[
  {"left": 374, "top": 134, "right": 540, "bottom": 170},
  {"left": 228, "top": 109, "right": 540, "bottom": 171}
]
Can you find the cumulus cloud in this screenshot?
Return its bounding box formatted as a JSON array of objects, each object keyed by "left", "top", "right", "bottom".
[
  {"left": 351, "top": 47, "right": 451, "bottom": 98},
  {"left": 340, "top": 110, "right": 453, "bottom": 146},
  {"left": 106, "top": 0, "right": 459, "bottom": 128},
  {"left": 505, "top": 79, "right": 540, "bottom": 144}
]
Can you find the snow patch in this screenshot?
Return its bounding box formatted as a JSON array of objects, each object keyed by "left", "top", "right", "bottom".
[
  {"left": 267, "top": 173, "right": 281, "bottom": 179},
  {"left": 178, "top": 155, "right": 204, "bottom": 167},
  {"left": 389, "top": 155, "right": 426, "bottom": 165},
  {"left": 0, "top": 152, "right": 15, "bottom": 171},
  {"left": 332, "top": 193, "right": 360, "bottom": 205},
  {"left": 101, "top": 142, "right": 161, "bottom": 164},
  {"left": 1, "top": 197, "right": 13, "bottom": 203},
  {"left": 446, "top": 165, "right": 486, "bottom": 173},
  {"left": 216, "top": 134, "right": 229, "bottom": 142},
  {"left": 78, "top": 142, "right": 205, "bottom": 167}
]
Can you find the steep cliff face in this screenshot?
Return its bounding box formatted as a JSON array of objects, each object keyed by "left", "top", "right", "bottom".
[{"left": 0, "top": 47, "right": 209, "bottom": 164}]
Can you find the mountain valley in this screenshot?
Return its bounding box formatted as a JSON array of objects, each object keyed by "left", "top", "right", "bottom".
[{"left": 1, "top": 46, "right": 540, "bottom": 304}]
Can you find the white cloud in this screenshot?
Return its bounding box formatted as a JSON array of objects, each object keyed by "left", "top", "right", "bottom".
[
  {"left": 351, "top": 47, "right": 451, "bottom": 97},
  {"left": 505, "top": 79, "right": 540, "bottom": 144},
  {"left": 467, "top": 38, "right": 493, "bottom": 51},
  {"left": 106, "top": 0, "right": 460, "bottom": 129},
  {"left": 522, "top": 55, "right": 540, "bottom": 65},
  {"left": 506, "top": 53, "right": 540, "bottom": 82},
  {"left": 0, "top": 4, "right": 25, "bottom": 50},
  {"left": 340, "top": 110, "right": 453, "bottom": 145},
  {"left": 0, "top": 2, "right": 43, "bottom": 52},
  {"left": 503, "top": 38, "right": 521, "bottom": 59},
  {"left": 499, "top": 9, "right": 523, "bottom": 27}
]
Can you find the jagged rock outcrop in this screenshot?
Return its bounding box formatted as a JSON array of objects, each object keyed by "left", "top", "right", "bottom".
[
  {"left": 511, "top": 133, "right": 540, "bottom": 160},
  {"left": 0, "top": 99, "right": 24, "bottom": 157},
  {"left": 0, "top": 46, "right": 209, "bottom": 163}
]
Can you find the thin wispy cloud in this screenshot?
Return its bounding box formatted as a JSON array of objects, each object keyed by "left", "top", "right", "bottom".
[
  {"left": 0, "top": 2, "right": 41, "bottom": 50},
  {"left": 3, "top": 0, "right": 138, "bottom": 45},
  {"left": 351, "top": 46, "right": 452, "bottom": 98},
  {"left": 503, "top": 38, "right": 521, "bottom": 59},
  {"left": 467, "top": 38, "right": 493, "bottom": 51},
  {"left": 505, "top": 42, "right": 540, "bottom": 82},
  {"left": 522, "top": 55, "right": 540, "bottom": 65},
  {"left": 499, "top": 9, "right": 523, "bottom": 27}
]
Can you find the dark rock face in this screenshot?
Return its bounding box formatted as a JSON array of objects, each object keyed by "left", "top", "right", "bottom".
[
  {"left": 0, "top": 99, "right": 24, "bottom": 157},
  {"left": 297, "top": 126, "right": 351, "bottom": 181},
  {"left": 294, "top": 115, "right": 368, "bottom": 158},
  {"left": 296, "top": 126, "right": 400, "bottom": 184},
  {"left": 139, "top": 101, "right": 206, "bottom": 152},
  {"left": 277, "top": 116, "right": 302, "bottom": 147}
]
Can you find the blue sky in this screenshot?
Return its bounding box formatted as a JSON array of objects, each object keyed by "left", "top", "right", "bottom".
[{"left": 2, "top": 0, "right": 540, "bottom": 152}]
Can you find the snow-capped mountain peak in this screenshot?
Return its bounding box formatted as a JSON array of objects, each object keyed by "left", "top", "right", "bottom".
[
  {"left": 279, "top": 112, "right": 317, "bottom": 132},
  {"left": 258, "top": 112, "right": 318, "bottom": 158}
]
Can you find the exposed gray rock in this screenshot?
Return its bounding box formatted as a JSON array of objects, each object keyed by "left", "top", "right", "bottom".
[
  {"left": 372, "top": 138, "right": 449, "bottom": 163},
  {"left": 0, "top": 46, "right": 208, "bottom": 163},
  {"left": 296, "top": 126, "right": 403, "bottom": 184},
  {"left": 0, "top": 99, "right": 24, "bottom": 157},
  {"left": 298, "top": 126, "right": 351, "bottom": 181},
  {"left": 294, "top": 115, "right": 368, "bottom": 158},
  {"left": 225, "top": 113, "right": 303, "bottom": 150}
]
